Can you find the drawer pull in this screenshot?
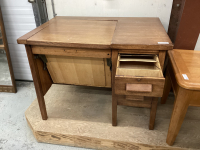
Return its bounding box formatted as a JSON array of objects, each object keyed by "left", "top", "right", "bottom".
[{"left": 126, "top": 84, "right": 152, "bottom": 92}]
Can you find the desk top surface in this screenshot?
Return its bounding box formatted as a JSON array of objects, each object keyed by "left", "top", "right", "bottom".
[
  {"left": 17, "top": 16, "right": 173, "bottom": 50},
  {"left": 169, "top": 50, "right": 200, "bottom": 90}
]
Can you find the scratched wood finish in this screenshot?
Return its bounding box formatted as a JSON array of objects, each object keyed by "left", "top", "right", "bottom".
[
  {"left": 46, "top": 55, "right": 111, "bottom": 87},
  {"left": 27, "top": 19, "right": 117, "bottom": 49},
  {"left": 112, "top": 18, "right": 173, "bottom": 50},
  {"left": 17, "top": 16, "right": 173, "bottom": 51}
]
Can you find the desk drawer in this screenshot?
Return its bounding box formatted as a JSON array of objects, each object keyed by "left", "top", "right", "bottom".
[{"left": 115, "top": 54, "right": 165, "bottom": 97}]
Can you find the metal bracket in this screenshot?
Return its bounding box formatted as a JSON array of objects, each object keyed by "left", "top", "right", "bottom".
[
  {"left": 34, "top": 55, "right": 39, "bottom": 59},
  {"left": 39, "top": 54, "right": 47, "bottom": 70},
  {"left": 39, "top": 54, "right": 47, "bottom": 63},
  {"left": 107, "top": 58, "right": 112, "bottom": 71},
  {"left": 34, "top": 54, "right": 47, "bottom": 70}
]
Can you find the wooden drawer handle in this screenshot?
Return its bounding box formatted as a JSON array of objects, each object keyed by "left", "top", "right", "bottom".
[{"left": 126, "top": 84, "right": 152, "bottom": 92}]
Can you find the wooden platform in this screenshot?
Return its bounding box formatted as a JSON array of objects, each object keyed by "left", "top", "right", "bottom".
[{"left": 25, "top": 84, "right": 183, "bottom": 150}]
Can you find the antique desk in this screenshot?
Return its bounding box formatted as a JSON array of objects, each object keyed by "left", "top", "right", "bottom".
[
  {"left": 17, "top": 17, "right": 173, "bottom": 129},
  {"left": 161, "top": 50, "right": 200, "bottom": 145}
]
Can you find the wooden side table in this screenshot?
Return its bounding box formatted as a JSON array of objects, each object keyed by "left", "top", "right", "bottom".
[{"left": 161, "top": 50, "right": 200, "bottom": 145}]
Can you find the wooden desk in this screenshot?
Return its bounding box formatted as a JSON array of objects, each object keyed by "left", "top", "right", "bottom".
[
  {"left": 17, "top": 17, "right": 173, "bottom": 129},
  {"left": 161, "top": 50, "right": 200, "bottom": 145}
]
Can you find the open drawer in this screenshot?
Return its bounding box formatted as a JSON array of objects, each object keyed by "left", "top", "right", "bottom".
[{"left": 115, "top": 54, "right": 165, "bottom": 97}]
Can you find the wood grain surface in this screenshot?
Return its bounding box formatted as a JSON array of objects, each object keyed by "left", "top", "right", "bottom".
[
  {"left": 168, "top": 49, "right": 200, "bottom": 90},
  {"left": 161, "top": 49, "right": 200, "bottom": 145},
  {"left": 32, "top": 46, "right": 111, "bottom": 58},
  {"left": 36, "top": 58, "right": 52, "bottom": 95},
  {"left": 17, "top": 18, "right": 56, "bottom": 44},
  {"left": 118, "top": 96, "right": 152, "bottom": 108},
  {"left": 115, "top": 77, "right": 165, "bottom": 97},
  {"left": 27, "top": 19, "right": 117, "bottom": 49},
  {"left": 111, "top": 49, "right": 118, "bottom": 126},
  {"left": 126, "top": 83, "right": 152, "bottom": 92},
  {"left": 25, "top": 45, "right": 48, "bottom": 120},
  {"left": 125, "top": 95, "right": 144, "bottom": 101},
  {"left": 111, "top": 17, "right": 173, "bottom": 50},
  {"left": 17, "top": 16, "right": 173, "bottom": 50},
  {"left": 149, "top": 97, "right": 158, "bottom": 130},
  {"left": 46, "top": 55, "right": 111, "bottom": 87}
]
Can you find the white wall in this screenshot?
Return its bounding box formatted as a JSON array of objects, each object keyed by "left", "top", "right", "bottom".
[
  {"left": 46, "top": 0, "right": 173, "bottom": 31},
  {"left": 195, "top": 34, "right": 200, "bottom": 51},
  {"left": 0, "top": 0, "right": 35, "bottom": 80}
]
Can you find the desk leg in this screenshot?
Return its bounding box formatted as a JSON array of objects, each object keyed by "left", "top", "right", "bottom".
[
  {"left": 25, "top": 45, "right": 48, "bottom": 120},
  {"left": 161, "top": 68, "right": 172, "bottom": 104},
  {"left": 149, "top": 97, "right": 158, "bottom": 130},
  {"left": 159, "top": 51, "right": 166, "bottom": 71},
  {"left": 166, "top": 87, "right": 191, "bottom": 145},
  {"left": 112, "top": 50, "right": 118, "bottom": 126}
]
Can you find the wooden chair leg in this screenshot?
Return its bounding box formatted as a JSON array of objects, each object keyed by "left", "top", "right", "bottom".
[
  {"left": 161, "top": 69, "right": 172, "bottom": 104},
  {"left": 166, "top": 87, "right": 191, "bottom": 146},
  {"left": 149, "top": 97, "right": 158, "bottom": 130}
]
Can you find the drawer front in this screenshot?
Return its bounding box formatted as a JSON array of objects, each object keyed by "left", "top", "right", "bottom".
[
  {"left": 117, "top": 95, "right": 152, "bottom": 108},
  {"left": 115, "top": 76, "right": 165, "bottom": 97},
  {"left": 115, "top": 54, "right": 165, "bottom": 97},
  {"left": 126, "top": 83, "right": 152, "bottom": 92}
]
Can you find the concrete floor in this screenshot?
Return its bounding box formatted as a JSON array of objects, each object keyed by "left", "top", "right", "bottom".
[
  {"left": 0, "top": 52, "right": 12, "bottom": 85},
  {"left": 0, "top": 81, "right": 200, "bottom": 150},
  {"left": 0, "top": 81, "right": 89, "bottom": 150}
]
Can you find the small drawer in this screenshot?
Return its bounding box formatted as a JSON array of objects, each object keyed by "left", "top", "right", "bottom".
[
  {"left": 115, "top": 54, "right": 165, "bottom": 97},
  {"left": 117, "top": 95, "right": 152, "bottom": 107}
]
